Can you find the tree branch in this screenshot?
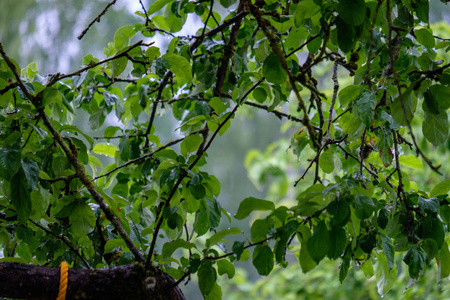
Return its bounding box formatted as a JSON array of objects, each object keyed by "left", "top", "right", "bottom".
[
  {"left": 0, "top": 262, "right": 185, "bottom": 300},
  {"left": 145, "top": 79, "right": 264, "bottom": 269},
  {"left": 78, "top": 0, "right": 117, "bottom": 40}
]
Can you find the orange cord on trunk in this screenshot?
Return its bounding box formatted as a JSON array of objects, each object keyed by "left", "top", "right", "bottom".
[{"left": 56, "top": 261, "right": 68, "bottom": 300}]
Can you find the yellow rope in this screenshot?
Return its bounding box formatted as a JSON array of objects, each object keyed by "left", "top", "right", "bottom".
[{"left": 56, "top": 261, "right": 69, "bottom": 300}]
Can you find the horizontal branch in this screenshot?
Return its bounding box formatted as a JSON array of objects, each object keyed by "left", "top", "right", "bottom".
[
  {"left": 0, "top": 263, "right": 184, "bottom": 300},
  {"left": 93, "top": 135, "right": 191, "bottom": 180}
]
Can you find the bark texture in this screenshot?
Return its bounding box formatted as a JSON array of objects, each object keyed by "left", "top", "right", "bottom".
[{"left": 0, "top": 263, "right": 185, "bottom": 300}]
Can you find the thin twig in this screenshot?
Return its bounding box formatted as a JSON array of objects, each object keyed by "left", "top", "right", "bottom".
[
  {"left": 139, "top": 0, "right": 151, "bottom": 26},
  {"left": 204, "top": 237, "right": 272, "bottom": 260},
  {"left": 337, "top": 145, "right": 379, "bottom": 179},
  {"left": 78, "top": 0, "right": 117, "bottom": 40},
  {"left": 385, "top": 0, "right": 442, "bottom": 175},
  {"left": 94, "top": 136, "right": 186, "bottom": 180},
  {"left": 30, "top": 220, "right": 92, "bottom": 269},
  {"left": 130, "top": 215, "right": 143, "bottom": 245},
  {"left": 46, "top": 40, "right": 148, "bottom": 86},
  {"left": 294, "top": 135, "right": 348, "bottom": 186},
  {"left": 325, "top": 61, "right": 339, "bottom": 140},
  {"left": 144, "top": 72, "right": 172, "bottom": 149}
]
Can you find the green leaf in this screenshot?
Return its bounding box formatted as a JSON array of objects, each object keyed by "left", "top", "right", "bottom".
[
  {"left": 328, "top": 197, "right": 350, "bottom": 226},
  {"left": 438, "top": 241, "right": 450, "bottom": 281},
  {"left": 413, "top": 0, "right": 429, "bottom": 23},
  {"left": 377, "top": 208, "right": 389, "bottom": 230},
  {"left": 391, "top": 90, "right": 416, "bottom": 126},
  {"left": 145, "top": 46, "right": 161, "bottom": 60},
  {"left": 162, "top": 239, "right": 196, "bottom": 261},
  {"left": 354, "top": 92, "right": 376, "bottom": 128},
  {"left": 422, "top": 107, "right": 448, "bottom": 146},
  {"left": 294, "top": 0, "right": 321, "bottom": 27},
  {"left": 111, "top": 56, "right": 128, "bottom": 77},
  {"left": 274, "top": 220, "right": 299, "bottom": 264},
  {"left": 114, "top": 25, "right": 136, "bottom": 49},
  {"left": 307, "top": 221, "right": 330, "bottom": 263},
  {"left": 10, "top": 169, "right": 31, "bottom": 224},
  {"left": 180, "top": 134, "right": 204, "bottom": 156},
  {"left": 296, "top": 184, "right": 329, "bottom": 217},
  {"left": 290, "top": 128, "right": 309, "bottom": 158},
  {"left": 21, "top": 157, "right": 39, "bottom": 189},
  {"left": 338, "top": 0, "right": 366, "bottom": 26},
  {"left": 217, "top": 259, "right": 235, "bottom": 278},
  {"left": 378, "top": 128, "right": 393, "bottom": 166},
  {"left": 252, "top": 87, "right": 267, "bottom": 103},
  {"left": 297, "top": 225, "right": 317, "bottom": 273},
  {"left": 327, "top": 226, "right": 346, "bottom": 259},
  {"left": 232, "top": 241, "right": 245, "bottom": 261},
  {"left": 219, "top": 0, "right": 237, "bottom": 8},
  {"left": 206, "top": 228, "right": 241, "bottom": 248},
  {"left": 440, "top": 206, "right": 450, "bottom": 224},
  {"left": 198, "top": 260, "right": 217, "bottom": 297},
  {"left": 68, "top": 201, "right": 96, "bottom": 237},
  {"left": 189, "top": 184, "right": 206, "bottom": 199},
  {"left": 162, "top": 54, "right": 192, "bottom": 82},
  {"left": 354, "top": 194, "right": 375, "bottom": 219},
  {"left": 252, "top": 244, "right": 274, "bottom": 276},
  {"left": 418, "top": 196, "right": 439, "bottom": 214},
  {"left": 430, "top": 179, "right": 450, "bottom": 197},
  {"left": 209, "top": 97, "right": 228, "bottom": 115},
  {"left": 339, "top": 247, "right": 352, "bottom": 283},
  {"left": 92, "top": 143, "right": 119, "bottom": 158},
  {"left": 336, "top": 17, "right": 355, "bottom": 53},
  {"left": 403, "top": 246, "right": 426, "bottom": 279},
  {"left": 104, "top": 239, "right": 127, "bottom": 253},
  {"left": 421, "top": 215, "right": 445, "bottom": 248},
  {"left": 422, "top": 238, "right": 439, "bottom": 263},
  {"left": 205, "top": 283, "right": 222, "bottom": 300},
  {"left": 415, "top": 28, "right": 435, "bottom": 49},
  {"left": 430, "top": 85, "right": 450, "bottom": 110},
  {"left": 381, "top": 235, "right": 395, "bottom": 270},
  {"left": 60, "top": 125, "right": 95, "bottom": 149},
  {"left": 263, "top": 54, "right": 287, "bottom": 85},
  {"left": 234, "top": 197, "right": 275, "bottom": 220},
  {"left": 319, "top": 151, "right": 334, "bottom": 173},
  {"left": 376, "top": 252, "right": 397, "bottom": 296},
  {"left": 359, "top": 233, "right": 376, "bottom": 253},
  {"left": 17, "top": 243, "right": 31, "bottom": 263},
  {"left": 339, "top": 85, "right": 363, "bottom": 108},
  {"left": 0, "top": 146, "right": 21, "bottom": 180},
  {"left": 31, "top": 190, "right": 49, "bottom": 220},
  {"left": 399, "top": 155, "right": 423, "bottom": 169},
  {"left": 148, "top": 0, "right": 174, "bottom": 14},
  {"left": 251, "top": 219, "right": 272, "bottom": 243}
]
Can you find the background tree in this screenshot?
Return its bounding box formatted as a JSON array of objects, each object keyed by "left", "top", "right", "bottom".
[{"left": 1, "top": 0, "right": 450, "bottom": 299}]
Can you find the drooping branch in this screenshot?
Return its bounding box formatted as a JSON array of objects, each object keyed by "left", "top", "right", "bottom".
[
  {"left": 247, "top": 1, "right": 319, "bottom": 149},
  {"left": 385, "top": 0, "right": 442, "bottom": 175}
]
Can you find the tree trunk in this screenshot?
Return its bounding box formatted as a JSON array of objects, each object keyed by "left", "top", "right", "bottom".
[{"left": 0, "top": 262, "right": 185, "bottom": 300}]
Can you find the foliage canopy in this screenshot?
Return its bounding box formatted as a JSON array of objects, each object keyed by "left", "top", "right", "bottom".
[{"left": 1, "top": 0, "right": 450, "bottom": 298}]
